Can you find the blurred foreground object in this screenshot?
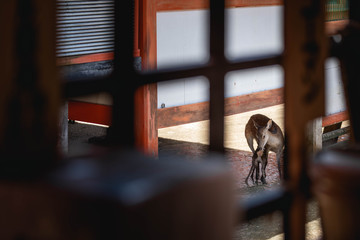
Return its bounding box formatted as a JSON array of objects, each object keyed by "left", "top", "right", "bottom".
[
  {"left": 312, "top": 3, "right": 360, "bottom": 239},
  {"left": 312, "top": 145, "right": 360, "bottom": 240},
  {"left": 0, "top": 150, "right": 235, "bottom": 239}
]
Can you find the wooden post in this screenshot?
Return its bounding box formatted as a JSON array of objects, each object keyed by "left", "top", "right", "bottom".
[
  {"left": 307, "top": 117, "right": 323, "bottom": 152},
  {"left": 208, "top": 0, "right": 225, "bottom": 153},
  {"left": 59, "top": 102, "right": 68, "bottom": 154},
  {"left": 136, "top": 0, "right": 158, "bottom": 156},
  {"left": 283, "top": 0, "right": 327, "bottom": 239},
  {"left": 0, "top": 0, "right": 59, "bottom": 177}
]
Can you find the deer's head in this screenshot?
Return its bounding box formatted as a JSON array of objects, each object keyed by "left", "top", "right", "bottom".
[{"left": 253, "top": 119, "right": 273, "bottom": 150}]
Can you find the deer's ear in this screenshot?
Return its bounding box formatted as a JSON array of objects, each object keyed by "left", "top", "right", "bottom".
[
  {"left": 268, "top": 119, "right": 278, "bottom": 134},
  {"left": 266, "top": 119, "right": 273, "bottom": 130},
  {"left": 253, "top": 119, "right": 260, "bottom": 130}
]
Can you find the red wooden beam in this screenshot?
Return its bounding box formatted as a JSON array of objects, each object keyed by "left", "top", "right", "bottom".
[
  {"left": 322, "top": 110, "right": 349, "bottom": 127},
  {"left": 134, "top": 0, "right": 140, "bottom": 57},
  {"left": 225, "top": 0, "right": 282, "bottom": 8},
  {"left": 156, "top": 0, "right": 283, "bottom": 12},
  {"left": 157, "top": 0, "right": 208, "bottom": 11},
  {"left": 68, "top": 101, "right": 112, "bottom": 126},
  {"left": 135, "top": 0, "right": 158, "bottom": 156},
  {"left": 57, "top": 52, "right": 114, "bottom": 66}
]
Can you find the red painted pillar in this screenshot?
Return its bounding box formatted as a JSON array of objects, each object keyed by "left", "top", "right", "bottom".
[{"left": 135, "top": 0, "right": 158, "bottom": 156}]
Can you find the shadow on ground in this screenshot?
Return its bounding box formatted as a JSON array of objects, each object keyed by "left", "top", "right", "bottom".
[
  {"left": 158, "top": 137, "right": 321, "bottom": 240},
  {"left": 68, "top": 123, "right": 321, "bottom": 240}
]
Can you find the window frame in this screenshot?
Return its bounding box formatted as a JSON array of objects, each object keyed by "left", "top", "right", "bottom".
[{"left": 64, "top": 0, "right": 339, "bottom": 239}]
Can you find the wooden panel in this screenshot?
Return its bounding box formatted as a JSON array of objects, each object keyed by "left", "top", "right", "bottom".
[
  {"left": 68, "top": 88, "right": 282, "bottom": 128},
  {"left": 157, "top": 88, "right": 283, "bottom": 128},
  {"left": 156, "top": 0, "right": 283, "bottom": 12},
  {"left": 0, "top": 0, "right": 59, "bottom": 172},
  {"left": 158, "top": 102, "right": 209, "bottom": 129},
  {"left": 224, "top": 88, "right": 283, "bottom": 116},
  {"left": 283, "top": 0, "right": 327, "bottom": 239},
  {"left": 225, "top": 0, "right": 283, "bottom": 8},
  {"left": 157, "top": 0, "right": 208, "bottom": 11},
  {"left": 322, "top": 110, "right": 349, "bottom": 127},
  {"left": 57, "top": 52, "right": 114, "bottom": 66},
  {"left": 69, "top": 92, "right": 348, "bottom": 131},
  {"left": 140, "top": 0, "right": 157, "bottom": 70},
  {"left": 135, "top": 84, "right": 158, "bottom": 156},
  {"left": 68, "top": 101, "right": 112, "bottom": 126}
]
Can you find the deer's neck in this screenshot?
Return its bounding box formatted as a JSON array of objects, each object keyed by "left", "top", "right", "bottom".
[{"left": 268, "top": 132, "right": 283, "bottom": 147}]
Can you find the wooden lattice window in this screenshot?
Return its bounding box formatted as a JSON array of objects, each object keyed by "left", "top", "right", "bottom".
[
  {"left": 66, "top": 1, "right": 329, "bottom": 239},
  {"left": 2, "top": 0, "right": 359, "bottom": 239}
]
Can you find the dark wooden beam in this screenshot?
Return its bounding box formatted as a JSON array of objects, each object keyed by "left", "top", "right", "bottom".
[
  {"left": 156, "top": 0, "right": 283, "bottom": 12},
  {"left": 157, "top": 88, "right": 283, "bottom": 128}
]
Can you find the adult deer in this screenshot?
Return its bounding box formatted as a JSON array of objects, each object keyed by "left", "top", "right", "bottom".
[
  {"left": 245, "top": 147, "right": 267, "bottom": 186},
  {"left": 245, "top": 114, "right": 284, "bottom": 180}
]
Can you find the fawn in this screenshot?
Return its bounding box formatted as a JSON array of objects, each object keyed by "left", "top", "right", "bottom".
[{"left": 245, "top": 147, "right": 267, "bottom": 186}]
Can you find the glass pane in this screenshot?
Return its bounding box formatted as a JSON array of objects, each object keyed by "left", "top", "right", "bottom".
[
  {"left": 157, "top": 9, "right": 209, "bottom": 70},
  {"left": 158, "top": 76, "right": 209, "bottom": 108},
  {"left": 225, "top": 5, "right": 283, "bottom": 61},
  {"left": 322, "top": 57, "right": 350, "bottom": 147},
  {"left": 325, "top": 58, "right": 346, "bottom": 118}
]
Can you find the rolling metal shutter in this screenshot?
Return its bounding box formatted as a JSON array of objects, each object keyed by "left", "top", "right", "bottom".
[{"left": 56, "top": 0, "right": 114, "bottom": 58}]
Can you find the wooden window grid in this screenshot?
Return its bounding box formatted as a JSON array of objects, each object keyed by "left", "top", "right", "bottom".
[
  {"left": 63, "top": 0, "right": 358, "bottom": 239},
  {"left": 1, "top": 0, "right": 360, "bottom": 239}
]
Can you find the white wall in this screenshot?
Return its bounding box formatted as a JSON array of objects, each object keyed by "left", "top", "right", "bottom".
[
  {"left": 225, "top": 6, "right": 283, "bottom": 59},
  {"left": 156, "top": 10, "right": 209, "bottom": 108},
  {"left": 156, "top": 6, "right": 346, "bottom": 116},
  {"left": 325, "top": 58, "right": 346, "bottom": 115}
]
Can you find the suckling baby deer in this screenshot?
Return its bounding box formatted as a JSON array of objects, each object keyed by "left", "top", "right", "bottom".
[
  {"left": 245, "top": 146, "right": 267, "bottom": 186},
  {"left": 245, "top": 114, "right": 284, "bottom": 179}
]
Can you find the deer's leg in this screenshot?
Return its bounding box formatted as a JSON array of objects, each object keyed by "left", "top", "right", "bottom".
[
  {"left": 250, "top": 166, "right": 255, "bottom": 184},
  {"left": 261, "top": 149, "right": 269, "bottom": 184},
  {"left": 251, "top": 159, "right": 259, "bottom": 184},
  {"left": 255, "top": 161, "right": 260, "bottom": 185},
  {"left": 245, "top": 164, "right": 255, "bottom": 186}
]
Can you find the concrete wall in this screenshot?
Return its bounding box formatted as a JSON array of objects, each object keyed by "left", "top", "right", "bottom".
[
  {"left": 156, "top": 6, "right": 346, "bottom": 116},
  {"left": 157, "top": 6, "right": 284, "bottom": 108}
]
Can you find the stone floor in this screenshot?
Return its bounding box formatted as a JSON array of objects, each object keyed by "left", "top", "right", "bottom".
[
  {"left": 158, "top": 104, "right": 285, "bottom": 190},
  {"left": 67, "top": 104, "right": 325, "bottom": 240}
]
